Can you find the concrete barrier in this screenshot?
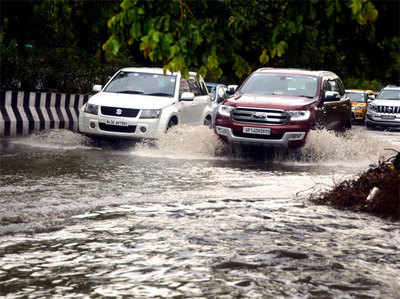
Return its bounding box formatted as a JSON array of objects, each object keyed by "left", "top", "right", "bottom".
[{"left": 0, "top": 90, "right": 89, "bottom": 137}]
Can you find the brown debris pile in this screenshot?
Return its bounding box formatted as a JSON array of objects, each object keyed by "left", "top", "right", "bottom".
[{"left": 310, "top": 152, "right": 400, "bottom": 220}]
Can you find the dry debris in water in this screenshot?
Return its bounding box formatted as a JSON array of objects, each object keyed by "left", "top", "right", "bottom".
[{"left": 309, "top": 150, "right": 400, "bottom": 220}]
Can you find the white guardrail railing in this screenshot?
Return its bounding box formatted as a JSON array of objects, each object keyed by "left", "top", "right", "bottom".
[{"left": 0, "top": 90, "right": 89, "bottom": 137}]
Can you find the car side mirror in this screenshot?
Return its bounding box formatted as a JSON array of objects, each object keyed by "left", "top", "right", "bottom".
[
  {"left": 324, "top": 91, "right": 340, "bottom": 102},
  {"left": 226, "top": 85, "right": 238, "bottom": 95},
  {"left": 217, "top": 96, "right": 225, "bottom": 104},
  {"left": 180, "top": 91, "right": 195, "bottom": 101},
  {"left": 368, "top": 95, "right": 375, "bottom": 102},
  {"left": 93, "top": 85, "right": 102, "bottom": 92}
]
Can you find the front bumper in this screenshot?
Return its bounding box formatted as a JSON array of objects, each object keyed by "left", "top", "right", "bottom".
[
  {"left": 78, "top": 112, "right": 165, "bottom": 139},
  {"left": 352, "top": 111, "right": 366, "bottom": 121},
  {"left": 215, "top": 125, "right": 308, "bottom": 148},
  {"left": 365, "top": 113, "right": 400, "bottom": 127}
]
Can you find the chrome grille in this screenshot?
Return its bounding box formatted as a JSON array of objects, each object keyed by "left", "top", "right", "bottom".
[
  {"left": 375, "top": 106, "right": 400, "bottom": 114},
  {"left": 101, "top": 106, "right": 139, "bottom": 117},
  {"left": 231, "top": 107, "right": 289, "bottom": 125}
]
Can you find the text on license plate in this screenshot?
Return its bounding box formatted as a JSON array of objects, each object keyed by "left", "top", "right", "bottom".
[
  {"left": 105, "top": 119, "right": 128, "bottom": 126},
  {"left": 381, "top": 115, "right": 395, "bottom": 119},
  {"left": 243, "top": 126, "right": 271, "bottom": 135}
]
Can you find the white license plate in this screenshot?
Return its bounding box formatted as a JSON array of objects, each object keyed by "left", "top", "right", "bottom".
[
  {"left": 381, "top": 115, "right": 395, "bottom": 119},
  {"left": 243, "top": 126, "right": 271, "bottom": 135},
  {"left": 104, "top": 119, "right": 129, "bottom": 126}
]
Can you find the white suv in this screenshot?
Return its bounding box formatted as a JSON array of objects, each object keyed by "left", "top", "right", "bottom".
[
  {"left": 79, "top": 67, "right": 212, "bottom": 139},
  {"left": 365, "top": 85, "right": 400, "bottom": 129}
]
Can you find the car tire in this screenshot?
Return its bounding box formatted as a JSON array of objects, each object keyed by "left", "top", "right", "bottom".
[
  {"left": 366, "top": 122, "right": 375, "bottom": 130},
  {"left": 166, "top": 117, "right": 178, "bottom": 132},
  {"left": 345, "top": 118, "right": 352, "bottom": 130},
  {"left": 203, "top": 115, "right": 212, "bottom": 128}
]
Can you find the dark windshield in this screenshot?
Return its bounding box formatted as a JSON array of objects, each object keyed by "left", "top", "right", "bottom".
[
  {"left": 347, "top": 92, "right": 366, "bottom": 103},
  {"left": 377, "top": 90, "right": 400, "bottom": 100},
  {"left": 104, "top": 71, "right": 177, "bottom": 97},
  {"left": 239, "top": 73, "right": 318, "bottom": 98}
]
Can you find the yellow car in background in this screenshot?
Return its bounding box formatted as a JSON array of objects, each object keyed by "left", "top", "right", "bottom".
[{"left": 346, "top": 89, "right": 375, "bottom": 123}]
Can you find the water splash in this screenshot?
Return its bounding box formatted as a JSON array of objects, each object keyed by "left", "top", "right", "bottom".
[
  {"left": 134, "top": 125, "right": 229, "bottom": 160},
  {"left": 10, "top": 129, "right": 93, "bottom": 150},
  {"left": 7, "top": 126, "right": 397, "bottom": 164},
  {"left": 136, "top": 126, "right": 396, "bottom": 164},
  {"left": 301, "top": 129, "right": 393, "bottom": 163}
]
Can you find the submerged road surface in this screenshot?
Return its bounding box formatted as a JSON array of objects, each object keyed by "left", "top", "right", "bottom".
[{"left": 0, "top": 126, "right": 399, "bottom": 298}]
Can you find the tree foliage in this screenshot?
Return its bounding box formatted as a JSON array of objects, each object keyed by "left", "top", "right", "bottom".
[
  {"left": 104, "top": 0, "right": 392, "bottom": 83},
  {"left": 0, "top": 0, "right": 398, "bottom": 92}
]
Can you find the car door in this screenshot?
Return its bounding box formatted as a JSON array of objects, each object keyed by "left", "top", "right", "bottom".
[
  {"left": 322, "top": 77, "right": 349, "bottom": 130},
  {"left": 187, "top": 77, "right": 210, "bottom": 124},
  {"left": 177, "top": 77, "right": 195, "bottom": 124}
]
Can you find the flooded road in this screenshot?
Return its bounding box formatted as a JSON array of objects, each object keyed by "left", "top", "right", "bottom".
[{"left": 0, "top": 126, "right": 399, "bottom": 298}]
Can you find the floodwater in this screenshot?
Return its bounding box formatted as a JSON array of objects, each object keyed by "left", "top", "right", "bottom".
[{"left": 0, "top": 126, "right": 399, "bottom": 298}]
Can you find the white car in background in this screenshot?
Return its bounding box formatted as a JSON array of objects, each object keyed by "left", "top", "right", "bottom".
[
  {"left": 365, "top": 85, "right": 400, "bottom": 129},
  {"left": 79, "top": 67, "right": 212, "bottom": 140}
]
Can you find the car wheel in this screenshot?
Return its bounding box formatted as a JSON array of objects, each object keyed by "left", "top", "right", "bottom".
[
  {"left": 203, "top": 115, "right": 212, "bottom": 128},
  {"left": 366, "top": 122, "right": 375, "bottom": 130},
  {"left": 166, "top": 117, "right": 178, "bottom": 131},
  {"left": 345, "top": 118, "right": 352, "bottom": 130}
]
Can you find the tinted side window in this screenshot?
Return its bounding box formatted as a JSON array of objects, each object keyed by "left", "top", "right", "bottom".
[
  {"left": 188, "top": 79, "right": 202, "bottom": 96},
  {"left": 200, "top": 81, "right": 208, "bottom": 95},
  {"left": 322, "top": 79, "right": 331, "bottom": 92},
  {"left": 335, "top": 79, "right": 345, "bottom": 96},
  {"left": 179, "top": 78, "right": 190, "bottom": 95}
]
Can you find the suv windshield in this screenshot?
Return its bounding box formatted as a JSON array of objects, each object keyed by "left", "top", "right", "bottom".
[
  {"left": 104, "top": 71, "right": 177, "bottom": 97},
  {"left": 239, "top": 73, "right": 318, "bottom": 98},
  {"left": 377, "top": 90, "right": 400, "bottom": 100},
  {"left": 347, "top": 92, "right": 366, "bottom": 103}
]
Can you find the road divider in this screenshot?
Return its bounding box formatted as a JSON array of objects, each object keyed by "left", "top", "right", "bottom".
[{"left": 0, "top": 90, "right": 88, "bottom": 137}]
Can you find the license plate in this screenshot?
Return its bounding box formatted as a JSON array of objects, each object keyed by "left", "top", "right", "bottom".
[
  {"left": 104, "top": 119, "right": 128, "bottom": 126},
  {"left": 243, "top": 126, "right": 271, "bottom": 135},
  {"left": 381, "top": 115, "right": 395, "bottom": 119}
]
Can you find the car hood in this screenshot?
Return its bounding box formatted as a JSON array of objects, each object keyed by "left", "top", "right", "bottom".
[
  {"left": 371, "top": 99, "right": 400, "bottom": 106},
  {"left": 227, "top": 93, "right": 316, "bottom": 110},
  {"left": 87, "top": 92, "right": 175, "bottom": 109}
]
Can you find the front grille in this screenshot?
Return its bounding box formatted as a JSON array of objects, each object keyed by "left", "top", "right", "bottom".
[
  {"left": 233, "top": 129, "right": 284, "bottom": 140},
  {"left": 231, "top": 107, "right": 289, "bottom": 125},
  {"left": 374, "top": 106, "right": 400, "bottom": 114},
  {"left": 101, "top": 106, "right": 139, "bottom": 117},
  {"left": 99, "top": 123, "right": 136, "bottom": 133}
]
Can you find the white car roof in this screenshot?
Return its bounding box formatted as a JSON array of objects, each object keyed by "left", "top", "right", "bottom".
[
  {"left": 383, "top": 86, "right": 400, "bottom": 91},
  {"left": 119, "top": 67, "right": 177, "bottom": 76},
  {"left": 118, "top": 67, "right": 199, "bottom": 79}
]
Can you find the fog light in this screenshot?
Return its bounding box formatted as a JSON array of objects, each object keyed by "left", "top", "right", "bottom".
[
  {"left": 140, "top": 126, "right": 147, "bottom": 133},
  {"left": 89, "top": 121, "right": 96, "bottom": 129},
  {"left": 287, "top": 132, "right": 305, "bottom": 141},
  {"left": 216, "top": 126, "right": 230, "bottom": 137}
]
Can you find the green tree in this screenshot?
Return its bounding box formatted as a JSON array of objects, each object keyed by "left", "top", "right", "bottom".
[{"left": 104, "top": 0, "right": 385, "bottom": 83}]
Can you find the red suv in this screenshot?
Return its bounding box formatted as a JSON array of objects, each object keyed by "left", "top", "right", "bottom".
[{"left": 214, "top": 68, "right": 351, "bottom": 149}]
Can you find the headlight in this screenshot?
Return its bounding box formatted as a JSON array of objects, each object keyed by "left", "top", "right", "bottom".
[
  {"left": 217, "top": 105, "right": 234, "bottom": 117},
  {"left": 288, "top": 110, "right": 310, "bottom": 121},
  {"left": 368, "top": 104, "right": 377, "bottom": 112},
  {"left": 84, "top": 103, "right": 99, "bottom": 115},
  {"left": 140, "top": 109, "right": 162, "bottom": 119}
]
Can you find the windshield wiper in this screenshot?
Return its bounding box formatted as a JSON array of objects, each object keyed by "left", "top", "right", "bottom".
[
  {"left": 147, "top": 92, "right": 172, "bottom": 96},
  {"left": 117, "top": 90, "right": 144, "bottom": 94},
  {"left": 297, "top": 94, "right": 314, "bottom": 99}
]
